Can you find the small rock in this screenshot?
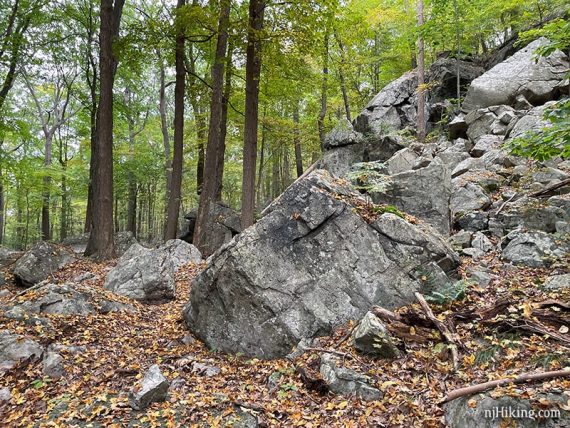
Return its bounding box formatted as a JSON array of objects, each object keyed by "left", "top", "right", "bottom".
[
  {"left": 556, "top": 221, "right": 570, "bottom": 234},
  {"left": 191, "top": 362, "right": 220, "bottom": 377},
  {"left": 0, "top": 289, "right": 12, "bottom": 298},
  {"left": 352, "top": 312, "right": 401, "bottom": 358},
  {"left": 0, "top": 387, "right": 11, "bottom": 404},
  {"left": 462, "top": 247, "right": 485, "bottom": 259},
  {"left": 128, "top": 365, "right": 170, "bottom": 410},
  {"left": 170, "top": 377, "right": 186, "bottom": 391},
  {"left": 455, "top": 211, "right": 489, "bottom": 232},
  {"left": 466, "top": 266, "right": 494, "bottom": 288},
  {"left": 0, "top": 331, "right": 43, "bottom": 371},
  {"left": 42, "top": 351, "right": 64, "bottom": 379},
  {"left": 471, "top": 232, "right": 494, "bottom": 253},
  {"left": 320, "top": 353, "right": 382, "bottom": 401},
  {"left": 181, "top": 334, "right": 195, "bottom": 346},
  {"left": 543, "top": 274, "right": 569, "bottom": 291},
  {"left": 448, "top": 231, "right": 473, "bottom": 250},
  {"left": 72, "top": 272, "right": 96, "bottom": 283}
]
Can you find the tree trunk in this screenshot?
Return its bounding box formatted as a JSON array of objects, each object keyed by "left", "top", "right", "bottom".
[
  {"left": 85, "top": 0, "right": 124, "bottom": 260},
  {"left": 164, "top": 0, "right": 187, "bottom": 241},
  {"left": 416, "top": 0, "right": 426, "bottom": 143},
  {"left": 192, "top": 0, "right": 231, "bottom": 255},
  {"left": 59, "top": 137, "right": 69, "bottom": 241},
  {"left": 240, "top": 0, "right": 265, "bottom": 229},
  {"left": 41, "top": 134, "right": 52, "bottom": 241},
  {"left": 159, "top": 58, "right": 172, "bottom": 221},
  {"left": 317, "top": 32, "right": 329, "bottom": 151},
  {"left": 293, "top": 103, "right": 303, "bottom": 177},
  {"left": 214, "top": 42, "right": 234, "bottom": 201},
  {"left": 334, "top": 29, "right": 351, "bottom": 122},
  {"left": 256, "top": 106, "right": 267, "bottom": 208},
  {"left": 0, "top": 166, "right": 4, "bottom": 245}
]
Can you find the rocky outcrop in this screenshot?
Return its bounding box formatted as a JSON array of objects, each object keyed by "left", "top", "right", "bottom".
[
  {"left": 463, "top": 38, "right": 569, "bottom": 110},
  {"left": 13, "top": 242, "right": 76, "bottom": 287},
  {"left": 183, "top": 170, "right": 459, "bottom": 359},
  {"left": 105, "top": 240, "right": 201, "bottom": 303}
]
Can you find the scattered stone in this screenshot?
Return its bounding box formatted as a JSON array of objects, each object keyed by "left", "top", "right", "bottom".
[
  {"left": 450, "top": 181, "right": 491, "bottom": 218},
  {"left": 191, "top": 362, "right": 221, "bottom": 377},
  {"left": 352, "top": 312, "right": 401, "bottom": 358},
  {"left": 13, "top": 242, "right": 76, "bottom": 287},
  {"left": 320, "top": 353, "right": 382, "bottom": 401},
  {"left": 386, "top": 148, "right": 419, "bottom": 174},
  {"left": 462, "top": 247, "right": 485, "bottom": 259},
  {"left": 455, "top": 211, "right": 489, "bottom": 232},
  {"left": 0, "top": 331, "right": 43, "bottom": 371},
  {"left": 42, "top": 351, "right": 64, "bottom": 379},
  {"left": 448, "top": 230, "right": 473, "bottom": 250},
  {"left": 184, "top": 170, "right": 459, "bottom": 358},
  {"left": 501, "top": 230, "right": 569, "bottom": 268},
  {"left": 0, "top": 247, "right": 22, "bottom": 269},
  {"left": 128, "top": 365, "right": 170, "bottom": 410},
  {"left": 470, "top": 135, "right": 503, "bottom": 157},
  {"left": 466, "top": 266, "right": 494, "bottom": 288},
  {"left": 471, "top": 232, "right": 494, "bottom": 253},
  {"left": 543, "top": 274, "right": 569, "bottom": 291},
  {"left": 448, "top": 114, "right": 467, "bottom": 139},
  {"left": 0, "top": 387, "right": 11, "bottom": 404}
]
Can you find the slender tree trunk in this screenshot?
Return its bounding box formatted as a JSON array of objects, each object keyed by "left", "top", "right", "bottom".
[
  {"left": 282, "top": 144, "right": 291, "bottom": 188},
  {"left": 0, "top": 166, "right": 4, "bottom": 245},
  {"left": 214, "top": 42, "right": 234, "bottom": 201},
  {"left": 453, "top": 0, "right": 461, "bottom": 109},
  {"left": 164, "top": 0, "right": 187, "bottom": 241},
  {"left": 159, "top": 58, "right": 172, "bottom": 220},
  {"left": 125, "top": 89, "right": 137, "bottom": 237},
  {"left": 256, "top": 108, "right": 266, "bottom": 209},
  {"left": 334, "top": 29, "right": 351, "bottom": 122},
  {"left": 193, "top": 0, "right": 231, "bottom": 255},
  {"left": 271, "top": 145, "right": 280, "bottom": 199},
  {"left": 59, "top": 137, "right": 69, "bottom": 241},
  {"left": 318, "top": 32, "right": 329, "bottom": 151},
  {"left": 85, "top": 0, "right": 124, "bottom": 259},
  {"left": 41, "top": 134, "right": 52, "bottom": 241},
  {"left": 293, "top": 103, "right": 303, "bottom": 177},
  {"left": 416, "top": 0, "right": 426, "bottom": 143},
  {"left": 241, "top": 0, "right": 265, "bottom": 229},
  {"left": 373, "top": 31, "right": 380, "bottom": 93}
]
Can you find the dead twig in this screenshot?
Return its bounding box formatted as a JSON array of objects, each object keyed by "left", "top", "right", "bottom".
[{"left": 441, "top": 369, "right": 570, "bottom": 403}]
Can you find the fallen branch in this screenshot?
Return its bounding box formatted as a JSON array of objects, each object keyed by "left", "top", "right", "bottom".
[
  {"left": 529, "top": 178, "right": 570, "bottom": 198},
  {"left": 415, "top": 292, "right": 461, "bottom": 371},
  {"left": 441, "top": 369, "right": 570, "bottom": 403},
  {"left": 495, "top": 193, "right": 517, "bottom": 215}
]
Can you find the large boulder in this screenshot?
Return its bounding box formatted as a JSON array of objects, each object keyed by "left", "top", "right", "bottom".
[
  {"left": 105, "top": 239, "right": 201, "bottom": 302},
  {"left": 179, "top": 202, "right": 241, "bottom": 256},
  {"left": 183, "top": 170, "right": 459, "bottom": 358},
  {"left": 370, "top": 158, "right": 452, "bottom": 235},
  {"left": 501, "top": 230, "right": 569, "bottom": 268},
  {"left": 0, "top": 247, "right": 22, "bottom": 269},
  {"left": 13, "top": 242, "right": 76, "bottom": 287},
  {"left": 0, "top": 331, "right": 43, "bottom": 371},
  {"left": 463, "top": 38, "right": 569, "bottom": 110}
]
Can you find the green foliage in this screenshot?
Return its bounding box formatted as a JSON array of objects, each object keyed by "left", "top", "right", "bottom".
[
  {"left": 425, "top": 280, "right": 469, "bottom": 305},
  {"left": 505, "top": 99, "right": 570, "bottom": 161}
]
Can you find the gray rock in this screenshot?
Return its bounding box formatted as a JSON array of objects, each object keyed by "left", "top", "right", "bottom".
[
  {"left": 129, "top": 365, "right": 170, "bottom": 410},
  {"left": 465, "top": 107, "right": 515, "bottom": 142},
  {"left": 513, "top": 93, "right": 533, "bottom": 110},
  {"left": 495, "top": 196, "right": 569, "bottom": 234},
  {"left": 507, "top": 103, "right": 553, "bottom": 140},
  {"left": 466, "top": 266, "right": 494, "bottom": 288},
  {"left": 42, "top": 351, "right": 64, "bottom": 379},
  {"left": 0, "top": 289, "right": 11, "bottom": 298},
  {"left": 463, "top": 38, "right": 569, "bottom": 110},
  {"left": 0, "top": 247, "right": 22, "bottom": 269},
  {"left": 191, "top": 362, "right": 221, "bottom": 377},
  {"left": 450, "top": 181, "right": 491, "bottom": 218},
  {"left": 532, "top": 167, "right": 569, "bottom": 185},
  {"left": 471, "top": 232, "right": 494, "bottom": 253},
  {"left": 501, "top": 230, "right": 569, "bottom": 268},
  {"left": 445, "top": 392, "right": 569, "bottom": 428},
  {"left": 0, "top": 387, "right": 11, "bottom": 404},
  {"left": 543, "top": 274, "right": 569, "bottom": 290},
  {"left": 62, "top": 231, "right": 138, "bottom": 256},
  {"left": 448, "top": 230, "right": 473, "bottom": 250},
  {"left": 556, "top": 221, "right": 570, "bottom": 234},
  {"left": 105, "top": 240, "right": 200, "bottom": 302},
  {"left": 320, "top": 354, "right": 382, "bottom": 401},
  {"left": 0, "top": 330, "right": 43, "bottom": 371},
  {"left": 462, "top": 247, "right": 485, "bottom": 259},
  {"left": 455, "top": 211, "right": 489, "bottom": 232},
  {"left": 371, "top": 158, "right": 452, "bottom": 235},
  {"left": 449, "top": 114, "right": 468, "bottom": 140},
  {"left": 352, "top": 312, "right": 400, "bottom": 358},
  {"left": 13, "top": 242, "right": 76, "bottom": 287},
  {"left": 183, "top": 170, "right": 459, "bottom": 359},
  {"left": 386, "top": 148, "right": 419, "bottom": 174},
  {"left": 324, "top": 119, "right": 364, "bottom": 150},
  {"left": 470, "top": 135, "right": 503, "bottom": 158}
]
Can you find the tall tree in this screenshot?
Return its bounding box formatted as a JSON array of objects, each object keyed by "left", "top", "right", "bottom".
[
  {"left": 193, "top": 0, "right": 231, "bottom": 255},
  {"left": 293, "top": 103, "right": 303, "bottom": 178},
  {"left": 240, "top": 0, "right": 265, "bottom": 229},
  {"left": 416, "top": 0, "right": 426, "bottom": 143},
  {"left": 317, "top": 31, "right": 329, "bottom": 151},
  {"left": 164, "top": 0, "right": 187, "bottom": 240},
  {"left": 85, "top": 0, "right": 125, "bottom": 259}
]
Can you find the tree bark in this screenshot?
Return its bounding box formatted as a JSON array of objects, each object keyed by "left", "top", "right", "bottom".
[
  {"left": 192, "top": 0, "right": 231, "bottom": 255},
  {"left": 240, "top": 0, "right": 265, "bottom": 229},
  {"left": 159, "top": 57, "right": 172, "bottom": 221},
  {"left": 293, "top": 103, "right": 303, "bottom": 177},
  {"left": 0, "top": 166, "right": 4, "bottom": 245},
  {"left": 164, "top": 0, "right": 187, "bottom": 241},
  {"left": 317, "top": 32, "right": 329, "bottom": 151},
  {"left": 41, "top": 134, "right": 52, "bottom": 241},
  {"left": 416, "top": 0, "right": 426, "bottom": 143},
  {"left": 85, "top": 0, "right": 124, "bottom": 260},
  {"left": 333, "top": 29, "right": 351, "bottom": 122}
]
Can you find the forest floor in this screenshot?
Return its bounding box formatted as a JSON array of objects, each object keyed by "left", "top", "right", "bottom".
[{"left": 1, "top": 252, "right": 569, "bottom": 427}]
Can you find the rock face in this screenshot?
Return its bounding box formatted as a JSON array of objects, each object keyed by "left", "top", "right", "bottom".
[
  {"left": 463, "top": 38, "right": 569, "bottom": 110},
  {"left": 179, "top": 202, "right": 241, "bottom": 256},
  {"left": 320, "top": 354, "right": 382, "bottom": 401},
  {"left": 128, "top": 365, "right": 170, "bottom": 410},
  {"left": 183, "top": 170, "right": 459, "bottom": 359},
  {"left": 352, "top": 312, "right": 400, "bottom": 358},
  {"left": 0, "top": 247, "right": 22, "bottom": 269},
  {"left": 370, "top": 158, "right": 452, "bottom": 235},
  {"left": 0, "top": 331, "right": 43, "bottom": 371},
  {"left": 105, "top": 240, "right": 201, "bottom": 303},
  {"left": 13, "top": 242, "right": 76, "bottom": 287}
]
